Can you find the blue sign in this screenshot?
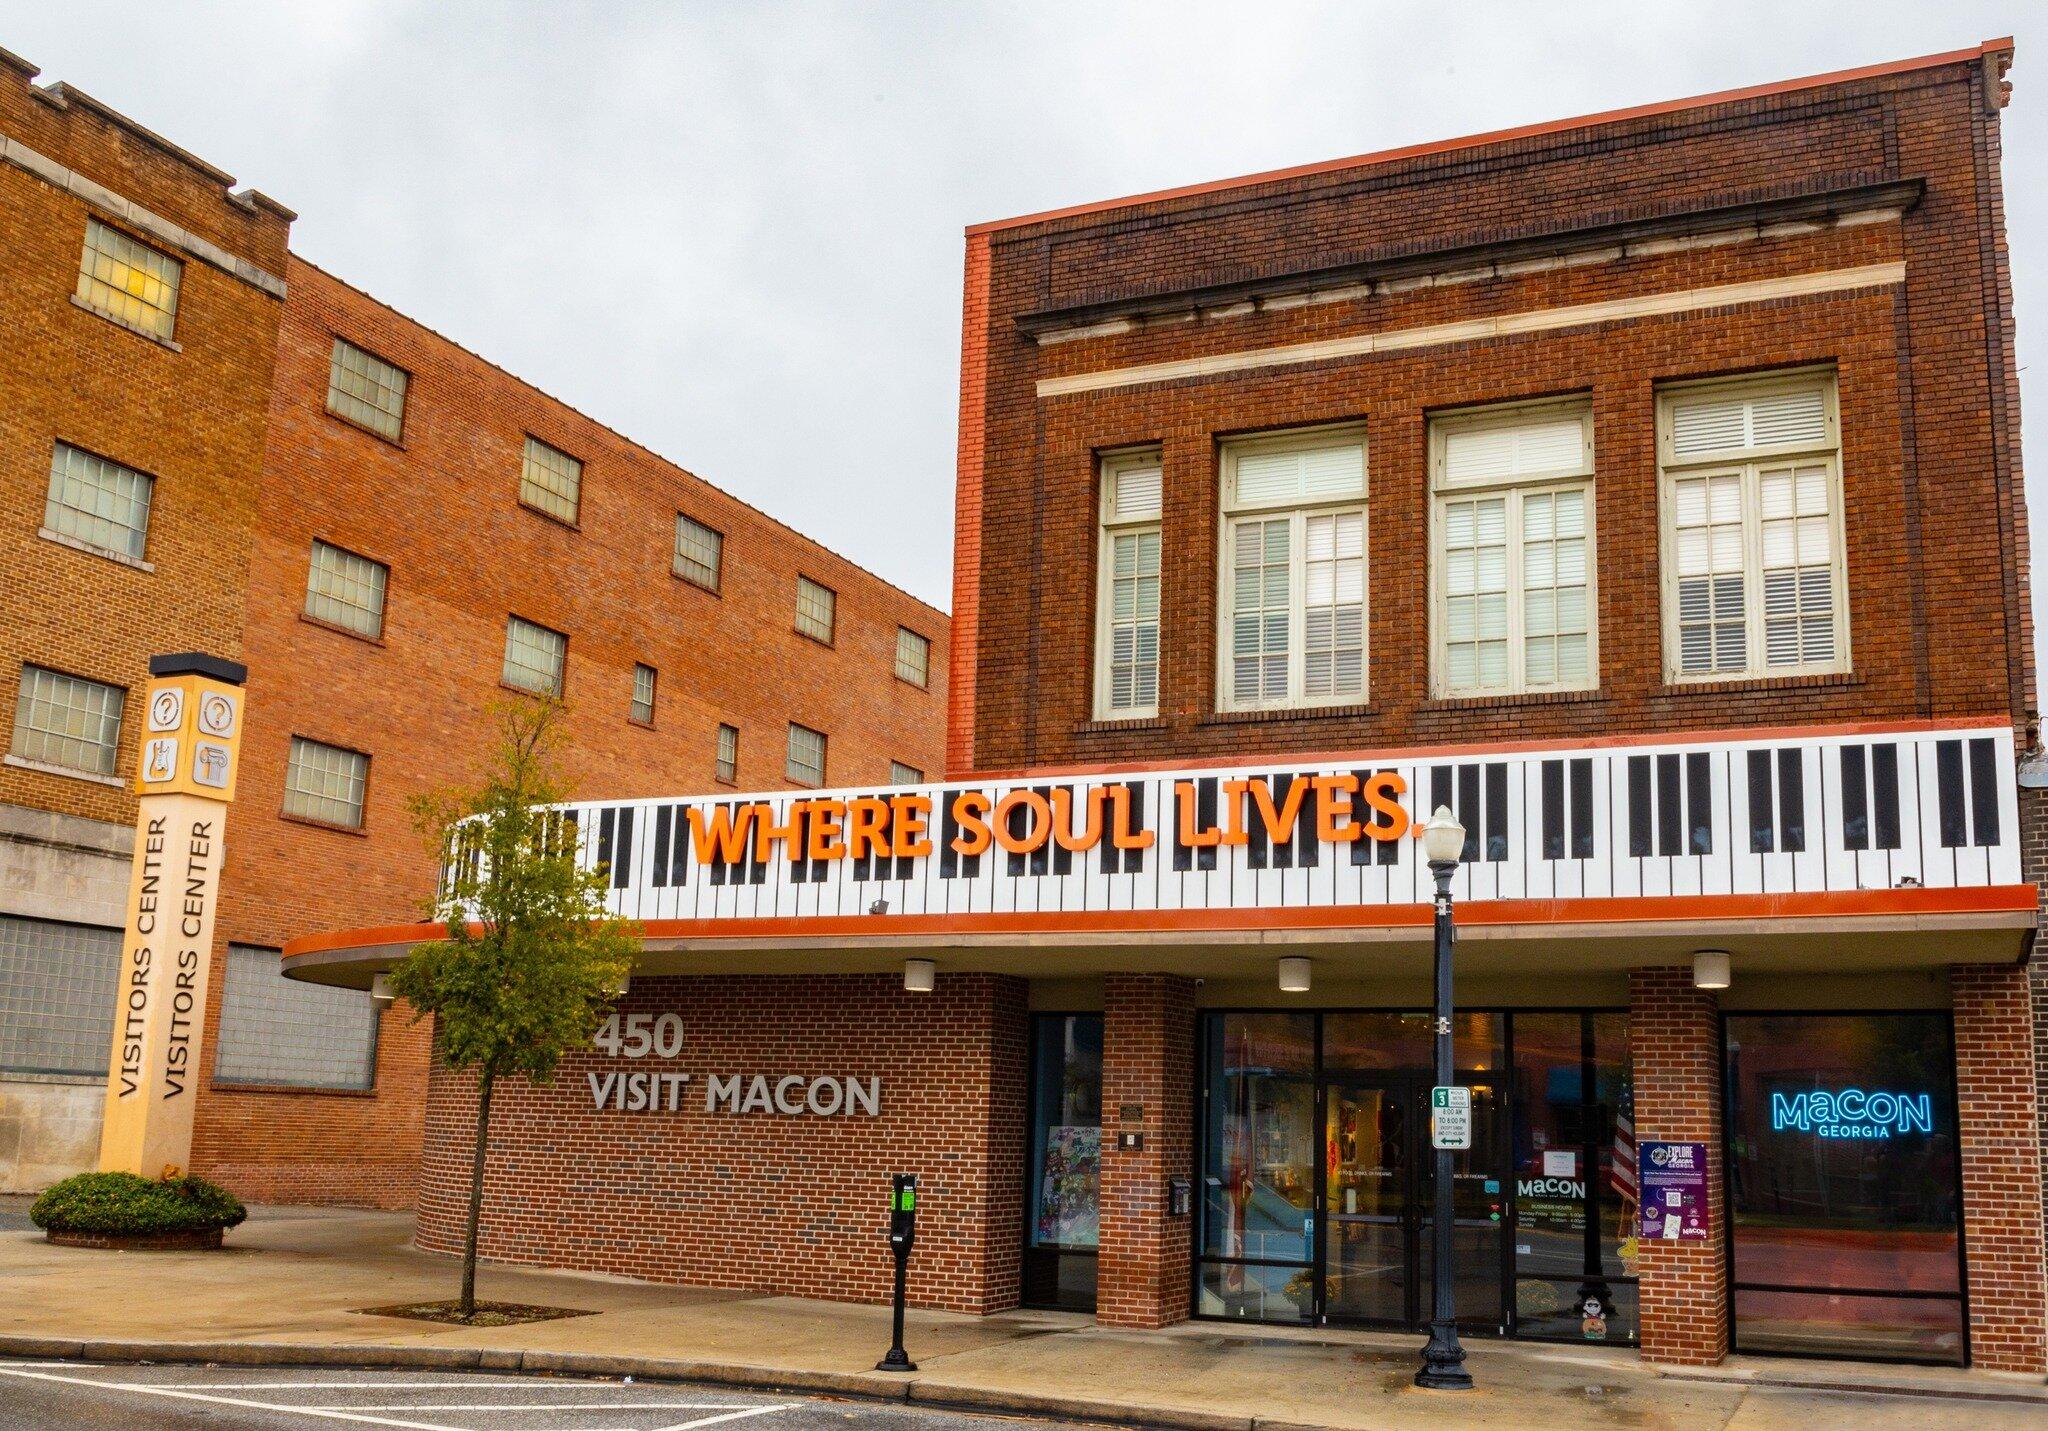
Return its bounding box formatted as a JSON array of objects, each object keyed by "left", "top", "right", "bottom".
[{"left": 1770, "top": 1089, "right": 1933, "bottom": 1138}]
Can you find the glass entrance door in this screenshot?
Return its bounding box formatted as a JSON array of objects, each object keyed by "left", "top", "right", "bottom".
[{"left": 1320, "top": 1074, "right": 1506, "bottom": 1330}]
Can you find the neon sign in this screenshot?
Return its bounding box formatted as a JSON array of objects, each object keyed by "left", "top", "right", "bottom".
[{"left": 1770, "top": 1089, "right": 1933, "bottom": 1138}]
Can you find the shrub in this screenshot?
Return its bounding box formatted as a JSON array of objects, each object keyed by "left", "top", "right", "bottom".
[{"left": 29, "top": 1171, "right": 247, "bottom": 1236}]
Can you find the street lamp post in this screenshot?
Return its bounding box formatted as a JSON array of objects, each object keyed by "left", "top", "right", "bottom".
[{"left": 1415, "top": 805, "right": 1473, "bottom": 1391}]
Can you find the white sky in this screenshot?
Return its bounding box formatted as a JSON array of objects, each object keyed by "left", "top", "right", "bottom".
[{"left": 12, "top": 2, "right": 2048, "bottom": 700}]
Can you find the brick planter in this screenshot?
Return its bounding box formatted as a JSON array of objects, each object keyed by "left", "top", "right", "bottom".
[{"left": 44, "top": 1227, "right": 226, "bottom": 1252}]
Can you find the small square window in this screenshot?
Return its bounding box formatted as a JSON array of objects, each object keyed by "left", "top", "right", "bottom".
[
  {"left": 520, "top": 436, "right": 583, "bottom": 525},
  {"left": 502, "top": 616, "right": 567, "bottom": 696},
  {"left": 283, "top": 737, "right": 369, "bottom": 829},
  {"left": 895, "top": 627, "right": 931, "bottom": 687},
  {"left": 11, "top": 665, "right": 125, "bottom": 777},
  {"left": 716, "top": 724, "right": 739, "bottom": 783},
  {"left": 889, "top": 761, "right": 924, "bottom": 785},
  {"left": 631, "top": 664, "right": 657, "bottom": 724},
  {"left": 304, "top": 540, "right": 389, "bottom": 639},
  {"left": 44, "top": 443, "right": 153, "bottom": 560},
  {"left": 675, "top": 515, "right": 723, "bottom": 591},
  {"left": 326, "top": 338, "right": 409, "bottom": 441},
  {"left": 786, "top": 723, "right": 827, "bottom": 786},
  {"left": 77, "top": 219, "right": 181, "bottom": 340},
  {"left": 796, "top": 577, "right": 836, "bottom": 643}
]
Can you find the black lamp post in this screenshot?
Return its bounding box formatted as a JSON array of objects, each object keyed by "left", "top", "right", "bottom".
[{"left": 1415, "top": 805, "right": 1473, "bottom": 1391}]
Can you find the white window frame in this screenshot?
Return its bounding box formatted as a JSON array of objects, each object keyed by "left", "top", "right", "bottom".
[
  {"left": 715, "top": 723, "right": 739, "bottom": 783},
  {"left": 1215, "top": 423, "right": 1369, "bottom": 714},
  {"left": 1094, "top": 447, "right": 1164, "bottom": 720},
  {"left": 1656, "top": 369, "right": 1849, "bottom": 684},
  {"left": 1428, "top": 400, "right": 1598, "bottom": 699},
  {"left": 630, "top": 663, "right": 657, "bottom": 724}
]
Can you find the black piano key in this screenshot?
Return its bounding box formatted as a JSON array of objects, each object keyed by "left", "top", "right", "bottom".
[
  {"left": 1291, "top": 774, "right": 1318, "bottom": 867},
  {"left": 1686, "top": 752, "right": 1712, "bottom": 855},
  {"left": 1776, "top": 749, "right": 1805, "bottom": 854},
  {"left": 1456, "top": 765, "right": 1480, "bottom": 863},
  {"left": 1171, "top": 780, "right": 1195, "bottom": 873},
  {"left": 1969, "top": 737, "right": 1999, "bottom": 847},
  {"left": 850, "top": 800, "right": 872, "bottom": 882},
  {"left": 1541, "top": 760, "right": 1565, "bottom": 860},
  {"left": 1935, "top": 740, "right": 1966, "bottom": 848},
  {"left": 669, "top": 806, "right": 688, "bottom": 885},
  {"left": 596, "top": 808, "right": 616, "bottom": 879},
  {"left": 1123, "top": 783, "right": 1146, "bottom": 875},
  {"left": 1245, "top": 778, "right": 1269, "bottom": 871},
  {"left": 1655, "top": 754, "right": 1681, "bottom": 857},
  {"left": 1102, "top": 783, "right": 1146, "bottom": 876},
  {"left": 612, "top": 809, "right": 634, "bottom": 889},
  {"left": 750, "top": 819, "right": 769, "bottom": 884},
  {"left": 1747, "top": 750, "right": 1774, "bottom": 853},
  {"left": 705, "top": 805, "right": 727, "bottom": 887},
  {"left": 1569, "top": 759, "right": 1594, "bottom": 859},
  {"left": 1029, "top": 787, "right": 1054, "bottom": 877},
  {"left": 1872, "top": 745, "right": 1901, "bottom": 850},
  {"left": 1841, "top": 746, "right": 1869, "bottom": 851},
  {"left": 651, "top": 806, "right": 671, "bottom": 888},
  {"left": 1484, "top": 763, "right": 1508, "bottom": 862},
  {"left": 1198, "top": 778, "right": 1219, "bottom": 872},
  {"left": 1350, "top": 770, "right": 1385, "bottom": 866},
  {"left": 940, "top": 792, "right": 961, "bottom": 878},
  {"left": 1628, "top": 756, "right": 1652, "bottom": 857},
  {"left": 1430, "top": 766, "right": 1452, "bottom": 824},
  {"left": 788, "top": 808, "right": 811, "bottom": 883}
]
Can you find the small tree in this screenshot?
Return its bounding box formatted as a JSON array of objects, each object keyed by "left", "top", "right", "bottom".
[{"left": 389, "top": 697, "right": 637, "bottom": 1318}]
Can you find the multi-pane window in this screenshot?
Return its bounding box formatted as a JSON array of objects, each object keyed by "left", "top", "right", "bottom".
[
  {"left": 0, "top": 914, "right": 121, "bottom": 1076},
  {"left": 895, "top": 627, "right": 931, "bottom": 687},
  {"left": 795, "top": 577, "right": 836, "bottom": 643},
  {"left": 675, "top": 514, "right": 722, "bottom": 590},
  {"left": 890, "top": 761, "right": 924, "bottom": 785},
  {"left": 283, "top": 736, "right": 369, "bottom": 828},
  {"left": 786, "top": 723, "right": 827, "bottom": 786},
  {"left": 716, "top": 723, "right": 739, "bottom": 783},
  {"left": 502, "top": 616, "right": 567, "bottom": 696},
  {"left": 11, "top": 665, "right": 124, "bottom": 777},
  {"left": 76, "top": 219, "right": 181, "bottom": 340},
  {"left": 1431, "top": 404, "right": 1595, "bottom": 696},
  {"left": 1659, "top": 373, "right": 1845, "bottom": 681},
  {"left": 631, "top": 663, "right": 657, "bottom": 724},
  {"left": 214, "top": 944, "right": 377, "bottom": 1090},
  {"left": 44, "top": 443, "right": 153, "bottom": 560},
  {"left": 520, "top": 436, "right": 583, "bottom": 524},
  {"left": 304, "top": 540, "right": 388, "bottom": 638},
  {"left": 1096, "top": 450, "right": 1162, "bottom": 717},
  {"left": 1218, "top": 427, "right": 1367, "bottom": 711},
  {"left": 326, "top": 338, "right": 409, "bottom": 441}
]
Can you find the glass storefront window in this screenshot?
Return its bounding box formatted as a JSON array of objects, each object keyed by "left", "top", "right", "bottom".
[
  {"left": 1201, "top": 1012, "right": 1315, "bottom": 1297},
  {"left": 1025, "top": 1013, "right": 1102, "bottom": 1310},
  {"left": 1324, "top": 1010, "right": 1500, "bottom": 1073},
  {"left": 1725, "top": 1013, "right": 1962, "bottom": 1364}
]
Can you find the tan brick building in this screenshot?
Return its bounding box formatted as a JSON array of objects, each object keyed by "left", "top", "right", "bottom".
[{"left": 0, "top": 49, "right": 947, "bottom": 1205}]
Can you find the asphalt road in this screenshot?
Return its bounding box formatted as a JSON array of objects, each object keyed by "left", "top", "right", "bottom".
[{"left": 0, "top": 1360, "right": 1096, "bottom": 1431}]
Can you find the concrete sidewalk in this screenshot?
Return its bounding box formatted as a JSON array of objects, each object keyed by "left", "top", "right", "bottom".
[{"left": 4, "top": 1201, "right": 2044, "bottom": 1429}]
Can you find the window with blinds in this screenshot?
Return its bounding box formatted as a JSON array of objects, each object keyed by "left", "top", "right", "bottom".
[
  {"left": 1096, "top": 450, "right": 1163, "bottom": 718},
  {"left": 1658, "top": 373, "right": 1845, "bottom": 682},
  {"left": 1218, "top": 426, "right": 1367, "bottom": 711},
  {"left": 1431, "top": 404, "right": 1595, "bottom": 697}
]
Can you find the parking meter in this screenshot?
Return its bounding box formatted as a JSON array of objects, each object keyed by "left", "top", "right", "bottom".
[{"left": 876, "top": 1174, "right": 918, "bottom": 1372}]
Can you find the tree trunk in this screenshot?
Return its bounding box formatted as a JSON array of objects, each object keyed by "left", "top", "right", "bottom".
[{"left": 459, "top": 1065, "right": 495, "bottom": 1319}]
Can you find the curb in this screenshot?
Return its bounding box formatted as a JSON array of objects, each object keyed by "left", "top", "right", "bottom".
[{"left": 0, "top": 1337, "right": 1261, "bottom": 1431}]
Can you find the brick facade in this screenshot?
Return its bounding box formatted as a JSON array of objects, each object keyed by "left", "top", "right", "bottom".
[
  {"left": 1627, "top": 967, "right": 1729, "bottom": 1365},
  {"left": 1096, "top": 973, "right": 1195, "bottom": 1328},
  {"left": 414, "top": 974, "right": 1026, "bottom": 1313}
]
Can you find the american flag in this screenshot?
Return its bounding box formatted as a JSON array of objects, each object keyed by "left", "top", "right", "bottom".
[{"left": 1609, "top": 1082, "right": 1638, "bottom": 1201}]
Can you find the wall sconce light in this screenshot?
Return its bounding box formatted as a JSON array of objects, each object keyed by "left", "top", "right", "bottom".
[
  {"left": 609, "top": 973, "right": 632, "bottom": 1000},
  {"left": 1693, "top": 949, "right": 1731, "bottom": 991},
  {"left": 370, "top": 972, "right": 394, "bottom": 1008},
  {"left": 904, "top": 958, "right": 936, "bottom": 993},
  {"left": 1278, "top": 956, "right": 1312, "bottom": 994}
]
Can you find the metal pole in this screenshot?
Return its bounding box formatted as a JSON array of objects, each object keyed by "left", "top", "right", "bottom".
[{"left": 1416, "top": 856, "right": 1472, "bottom": 1390}]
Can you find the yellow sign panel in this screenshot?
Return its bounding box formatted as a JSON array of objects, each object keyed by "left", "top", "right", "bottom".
[{"left": 100, "top": 657, "right": 246, "bottom": 1180}]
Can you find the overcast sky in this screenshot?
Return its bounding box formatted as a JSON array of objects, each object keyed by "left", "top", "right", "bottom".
[{"left": 14, "top": 2, "right": 2048, "bottom": 690}]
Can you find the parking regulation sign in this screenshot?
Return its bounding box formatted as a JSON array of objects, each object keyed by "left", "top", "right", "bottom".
[{"left": 1431, "top": 1085, "right": 1471, "bottom": 1150}]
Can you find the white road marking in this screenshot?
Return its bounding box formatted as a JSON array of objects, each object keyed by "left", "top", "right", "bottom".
[
  {"left": 0, "top": 1364, "right": 470, "bottom": 1431},
  {"left": 652, "top": 1407, "right": 795, "bottom": 1431},
  {"left": 150, "top": 1379, "right": 548, "bottom": 1390},
  {"left": 312, "top": 1404, "right": 757, "bottom": 1413}
]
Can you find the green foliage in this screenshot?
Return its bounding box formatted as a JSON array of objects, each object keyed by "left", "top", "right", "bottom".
[
  {"left": 387, "top": 696, "right": 638, "bottom": 1085},
  {"left": 30, "top": 1171, "right": 247, "bottom": 1234}
]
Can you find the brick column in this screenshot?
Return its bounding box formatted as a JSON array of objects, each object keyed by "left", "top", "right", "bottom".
[
  {"left": 1628, "top": 966, "right": 1729, "bottom": 1365},
  {"left": 1097, "top": 973, "right": 1196, "bottom": 1328},
  {"left": 1952, "top": 963, "right": 2048, "bottom": 1373}
]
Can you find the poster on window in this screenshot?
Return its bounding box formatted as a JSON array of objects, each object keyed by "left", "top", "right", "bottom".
[{"left": 1035, "top": 1124, "right": 1100, "bottom": 1248}]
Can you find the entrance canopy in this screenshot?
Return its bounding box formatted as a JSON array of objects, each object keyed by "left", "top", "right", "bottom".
[{"left": 282, "top": 718, "right": 2034, "bottom": 988}]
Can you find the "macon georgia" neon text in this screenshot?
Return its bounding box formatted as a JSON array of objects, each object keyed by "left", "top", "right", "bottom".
[{"left": 1770, "top": 1088, "right": 1934, "bottom": 1138}]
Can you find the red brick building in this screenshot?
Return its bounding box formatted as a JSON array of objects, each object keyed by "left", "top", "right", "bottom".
[
  {"left": 292, "top": 39, "right": 2039, "bottom": 1374},
  {"left": 0, "top": 49, "right": 946, "bottom": 1205}
]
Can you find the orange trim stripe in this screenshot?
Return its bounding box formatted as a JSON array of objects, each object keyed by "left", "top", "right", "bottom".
[
  {"left": 966, "top": 41, "right": 2009, "bottom": 237},
  {"left": 284, "top": 885, "right": 2038, "bottom": 961}
]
